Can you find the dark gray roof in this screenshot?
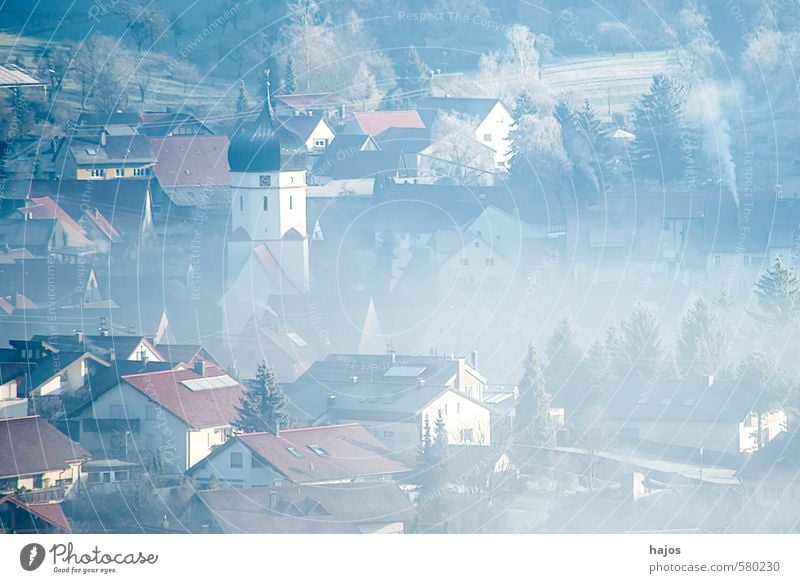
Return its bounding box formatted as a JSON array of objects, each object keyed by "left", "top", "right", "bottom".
[
  {"left": 67, "top": 135, "right": 155, "bottom": 165},
  {"left": 21, "top": 351, "right": 105, "bottom": 394},
  {"left": 417, "top": 96, "right": 504, "bottom": 126},
  {"left": 30, "top": 334, "right": 156, "bottom": 361},
  {"left": 161, "top": 185, "right": 230, "bottom": 209},
  {"left": 278, "top": 113, "right": 326, "bottom": 142},
  {"left": 739, "top": 431, "right": 800, "bottom": 479},
  {"left": 311, "top": 150, "right": 400, "bottom": 180},
  {"left": 595, "top": 376, "right": 753, "bottom": 424},
  {"left": 194, "top": 482, "right": 415, "bottom": 534},
  {"left": 375, "top": 127, "right": 433, "bottom": 153},
  {"left": 76, "top": 112, "right": 143, "bottom": 128},
  {"left": 286, "top": 353, "right": 475, "bottom": 423},
  {"left": 0, "top": 219, "right": 55, "bottom": 248},
  {"left": 228, "top": 97, "right": 307, "bottom": 173}
]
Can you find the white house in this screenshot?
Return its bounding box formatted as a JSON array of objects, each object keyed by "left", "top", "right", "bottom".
[
  {"left": 187, "top": 423, "right": 410, "bottom": 489},
  {"left": 417, "top": 97, "right": 514, "bottom": 168},
  {"left": 71, "top": 368, "right": 243, "bottom": 473}
]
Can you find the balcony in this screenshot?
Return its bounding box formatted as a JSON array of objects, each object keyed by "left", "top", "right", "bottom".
[{"left": 82, "top": 418, "right": 140, "bottom": 433}]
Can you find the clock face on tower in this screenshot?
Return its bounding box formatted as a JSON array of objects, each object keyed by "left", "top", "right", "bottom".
[{"left": 260, "top": 175, "right": 272, "bottom": 187}]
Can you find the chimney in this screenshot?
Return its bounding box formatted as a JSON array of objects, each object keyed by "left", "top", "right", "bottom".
[
  {"left": 388, "top": 346, "right": 396, "bottom": 364},
  {"left": 351, "top": 375, "right": 358, "bottom": 384},
  {"left": 274, "top": 419, "right": 280, "bottom": 438},
  {"left": 193, "top": 358, "right": 206, "bottom": 377},
  {"left": 327, "top": 393, "right": 337, "bottom": 408},
  {"left": 269, "top": 491, "right": 278, "bottom": 510},
  {"left": 74, "top": 330, "right": 84, "bottom": 343},
  {"left": 471, "top": 350, "right": 478, "bottom": 369},
  {"left": 706, "top": 374, "right": 715, "bottom": 388},
  {"left": 109, "top": 348, "right": 116, "bottom": 362},
  {"left": 100, "top": 130, "right": 107, "bottom": 146},
  {"left": 417, "top": 378, "right": 426, "bottom": 389}
]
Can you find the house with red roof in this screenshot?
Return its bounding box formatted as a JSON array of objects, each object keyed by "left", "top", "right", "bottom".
[
  {"left": 187, "top": 423, "right": 410, "bottom": 489},
  {"left": 0, "top": 416, "right": 89, "bottom": 495},
  {"left": 0, "top": 494, "right": 73, "bottom": 533},
  {"left": 343, "top": 110, "right": 426, "bottom": 137},
  {"left": 71, "top": 368, "right": 243, "bottom": 473}
]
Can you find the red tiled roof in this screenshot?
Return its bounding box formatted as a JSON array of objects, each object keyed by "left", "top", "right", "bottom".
[
  {"left": 147, "top": 136, "right": 229, "bottom": 188},
  {"left": 0, "top": 293, "right": 38, "bottom": 315},
  {"left": 0, "top": 416, "right": 89, "bottom": 479},
  {"left": 121, "top": 369, "right": 243, "bottom": 429},
  {"left": 0, "top": 497, "right": 72, "bottom": 532},
  {"left": 18, "top": 196, "right": 90, "bottom": 247},
  {"left": 351, "top": 111, "right": 425, "bottom": 136},
  {"left": 237, "top": 423, "right": 410, "bottom": 483},
  {"left": 83, "top": 208, "right": 121, "bottom": 243}
]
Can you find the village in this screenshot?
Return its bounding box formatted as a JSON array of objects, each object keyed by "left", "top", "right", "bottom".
[{"left": 2, "top": 0, "right": 800, "bottom": 535}]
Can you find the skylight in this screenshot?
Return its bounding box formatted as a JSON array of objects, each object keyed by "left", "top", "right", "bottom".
[
  {"left": 308, "top": 444, "right": 329, "bottom": 457},
  {"left": 286, "top": 447, "right": 303, "bottom": 458},
  {"left": 286, "top": 332, "right": 308, "bottom": 347},
  {"left": 86, "top": 148, "right": 97, "bottom": 155}
]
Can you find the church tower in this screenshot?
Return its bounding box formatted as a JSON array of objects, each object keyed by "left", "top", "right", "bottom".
[
  {"left": 226, "top": 78, "right": 310, "bottom": 298},
  {"left": 227, "top": 78, "right": 309, "bottom": 295}
]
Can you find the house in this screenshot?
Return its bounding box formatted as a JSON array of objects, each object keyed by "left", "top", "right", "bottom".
[
  {"left": 0, "top": 260, "right": 106, "bottom": 307},
  {"left": 285, "top": 353, "right": 491, "bottom": 452},
  {"left": 0, "top": 415, "right": 89, "bottom": 495},
  {"left": 279, "top": 114, "right": 336, "bottom": 156},
  {"left": 0, "top": 362, "right": 28, "bottom": 418},
  {"left": 138, "top": 111, "right": 215, "bottom": 136},
  {"left": 738, "top": 431, "right": 800, "bottom": 523},
  {"left": 416, "top": 96, "right": 514, "bottom": 167},
  {"left": 187, "top": 482, "right": 415, "bottom": 533},
  {"left": 20, "top": 351, "right": 108, "bottom": 397},
  {"left": 147, "top": 135, "right": 230, "bottom": 220},
  {"left": 307, "top": 133, "right": 381, "bottom": 186},
  {"left": 33, "top": 332, "right": 164, "bottom": 363},
  {"left": 54, "top": 132, "right": 156, "bottom": 180},
  {"left": 153, "top": 344, "right": 220, "bottom": 370},
  {"left": 70, "top": 368, "right": 243, "bottom": 473},
  {"left": 343, "top": 110, "right": 426, "bottom": 136},
  {"left": 272, "top": 92, "right": 347, "bottom": 120},
  {"left": 188, "top": 423, "right": 410, "bottom": 489},
  {"left": 596, "top": 376, "right": 787, "bottom": 457},
  {"left": 78, "top": 459, "right": 144, "bottom": 493},
  {"left": 0, "top": 494, "right": 72, "bottom": 533},
  {"left": 310, "top": 148, "right": 401, "bottom": 184}
]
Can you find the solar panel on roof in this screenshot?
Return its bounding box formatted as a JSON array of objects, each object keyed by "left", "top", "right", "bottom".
[
  {"left": 180, "top": 374, "right": 238, "bottom": 391},
  {"left": 384, "top": 366, "right": 426, "bottom": 377}
]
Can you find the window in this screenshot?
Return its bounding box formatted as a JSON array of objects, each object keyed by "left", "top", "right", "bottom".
[
  {"left": 91, "top": 168, "right": 104, "bottom": 177},
  {"left": 133, "top": 168, "right": 148, "bottom": 177},
  {"left": 0, "top": 477, "right": 17, "bottom": 490},
  {"left": 239, "top": 196, "right": 244, "bottom": 211},
  {"left": 313, "top": 138, "right": 327, "bottom": 149},
  {"left": 743, "top": 255, "right": 750, "bottom": 266},
  {"left": 115, "top": 168, "right": 124, "bottom": 177},
  {"left": 263, "top": 196, "right": 269, "bottom": 211},
  {"left": 460, "top": 258, "right": 470, "bottom": 266},
  {"left": 286, "top": 447, "right": 303, "bottom": 458},
  {"left": 714, "top": 255, "right": 721, "bottom": 267},
  {"left": 457, "top": 403, "right": 460, "bottom": 414},
  {"left": 102, "top": 472, "right": 111, "bottom": 483},
  {"left": 460, "top": 428, "right": 474, "bottom": 443},
  {"left": 260, "top": 175, "right": 272, "bottom": 187},
  {"left": 114, "top": 471, "right": 129, "bottom": 482},
  {"left": 444, "top": 404, "right": 448, "bottom": 415},
  {"left": 32, "top": 475, "right": 42, "bottom": 489},
  {"left": 483, "top": 133, "right": 492, "bottom": 142},
  {"left": 289, "top": 195, "right": 294, "bottom": 210},
  {"left": 230, "top": 452, "right": 243, "bottom": 468},
  {"left": 308, "top": 444, "right": 329, "bottom": 457},
  {"left": 87, "top": 472, "right": 101, "bottom": 484},
  {"left": 485, "top": 258, "right": 494, "bottom": 266},
  {"left": 474, "top": 241, "right": 480, "bottom": 248}
]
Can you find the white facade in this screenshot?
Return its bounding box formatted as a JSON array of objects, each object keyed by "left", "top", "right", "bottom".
[
  {"left": 475, "top": 102, "right": 513, "bottom": 168},
  {"left": 230, "top": 170, "right": 307, "bottom": 240},
  {"left": 76, "top": 382, "right": 232, "bottom": 473}
]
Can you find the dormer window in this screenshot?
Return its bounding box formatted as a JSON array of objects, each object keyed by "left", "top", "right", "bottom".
[{"left": 260, "top": 175, "right": 272, "bottom": 187}]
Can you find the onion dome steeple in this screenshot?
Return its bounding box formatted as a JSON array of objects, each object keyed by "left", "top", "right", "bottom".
[{"left": 227, "top": 73, "right": 307, "bottom": 173}]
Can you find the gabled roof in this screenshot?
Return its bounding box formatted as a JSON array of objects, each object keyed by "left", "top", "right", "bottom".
[
  {"left": 0, "top": 496, "right": 71, "bottom": 532},
  {"left": 738, "top": 431, "right": 800, "bottom": 479},
  {"left": 23, "top": 351, "right": 108, "bottom": 395},
  {"left": 278, "top": 113, "right": 330, "bottom": 142},
  {"left": 147, "top": 135, "right": 229, "bottom": 188},
  {"left": 311, "top": 150, "right": 400, "bottom": 180},
  {"left": 0, "top": 219, "right": 55, "bottom": 248},
  {"left": 0, "top": 64, "right": 45, "bottom": 88},
  {"left": 194, "top": 482, "right": 415, "bottom": 533},
  {"left": 374, "top": 127, "right": 433, "bottom": 153},
  {"left": 273, "top": 92, "right": 345, "bottom": 111},
  {"left": 154, "top": 345, "right": 219, "bottom": 367},
  {"left": 82, "top": 208, "right": 121, "bottom": 243},
  {"left": 417, "top": 96, "right": 506, "bottom": 126},
  {"left": 18, "top": 196, "right": 91, "bottom": 247},
  {"left": 31, "top": 334, "right": 161, "bottom": 362},
  {"left": 226, "top": 423, "right": 410, "bottom": 483},
  {"left": 66, "top": 134, "right": 155, "bottom": 165},
  {"left": 348, "top": 110, "right": 425, "bottom": 136},
  {"left": 0, "top": 261, "right": 101, "bottom": 306},
  {"left": 0, "top": 416, "right": 89, "bottom": 479},
  {"left": 121, "top": 369, "right": 244, "bottom": 429}
]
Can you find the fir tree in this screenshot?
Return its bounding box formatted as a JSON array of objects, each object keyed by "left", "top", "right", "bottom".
[
  {"left": 395, "top": 45, "right": 430, "bottom": 106},
  {"left": 752, "top": 255, "right": 800, "bottom": 343},
  {"left": 235, "top": 80, "right": 250, "bottom": 114},
  {"left": 605, "top": 322, "right": 629, "bottom": 376},
  {"left": 514, "top": 343, "right": 555, "bottom": 449},
  {"left": 507, "top": 90, "right": 538, "bottom": 184},
  {"left": 579, "top": 338, "right": 610, "bottom": 407},
  {"left": 432, "top": 407, "right": 448, "bottom": 469},
  {"left": 630, "top": 73, "right": 688, "bottom": 184},
  {"left": 417, "top": 413, "right": 433, "bottom": 466},
  {"left": 233, "top": 362, "right": 289, "bottom": 434},
  {"left": 554, "top": 94, "right": 600, "bottom": 204},
  {"left": 545, "top": 313, "right": 584, "bottom": 411},
  {"left": 677, "top": 296, "right": 726, "bottom": 376},
  {"left": 622, "top": 303, "right": 663, "bottom": 377},
  {"left": 283, "top": 54, "right": 297, "bottom": 94}
]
